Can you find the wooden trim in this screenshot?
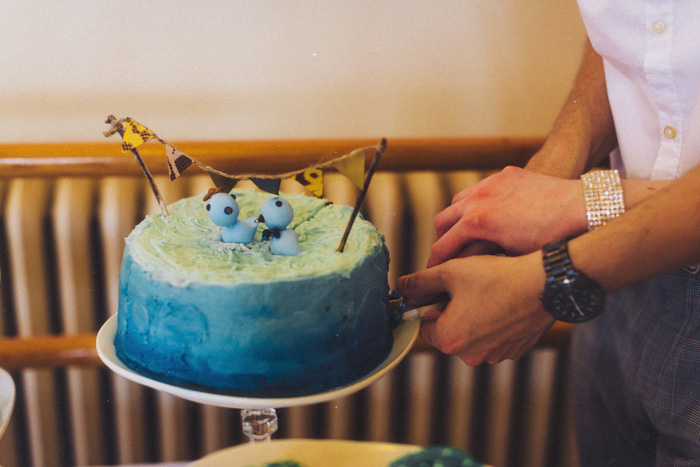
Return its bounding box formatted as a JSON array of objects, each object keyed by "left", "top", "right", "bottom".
[
  {"left": 0, "top": 334, "right": 100, "bottom": 371},
  {"left": 0, "top": 137, "right": 544, "bottom": 178},
  {"left": 0, "top": 324, "right": 569, "bottom": 370},
  {"left": 533, "top": 321, "right": 574, "bottom": 349}
]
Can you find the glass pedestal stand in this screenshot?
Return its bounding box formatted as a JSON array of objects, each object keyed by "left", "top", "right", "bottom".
[{"left": 241, "top": 408, "right": 278, "bottom": 442}]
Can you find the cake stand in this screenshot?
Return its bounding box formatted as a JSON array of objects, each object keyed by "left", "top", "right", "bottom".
[
  {"left": 97, "top": 314, "right": 419, "bottom": 442},
  {"left": 0, "top": 367, "right": 15, "bottom": 439}
]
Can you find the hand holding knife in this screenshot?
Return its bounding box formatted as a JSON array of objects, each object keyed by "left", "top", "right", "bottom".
[{"left": 388, "top": 289, "right": 450, "bottom": 321}]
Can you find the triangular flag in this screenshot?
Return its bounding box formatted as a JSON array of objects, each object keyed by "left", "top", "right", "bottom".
[
  {"left": 165, "top": 144, "right": 194, "bottom": 181},
  {"left": 294, "top": 168, "right": 323, "bottom": 197},
  {"left": 251, "top": 178, "right": 281, "bottom": 195},
  {"left": 207, "top": 171, "right": 240, "bottom": 193},
  {"left": 331, "top": 148, "right": 365, "bottom": 189},
  {"left": 121, "top": 118, "right": 155, "bottom": 153}
]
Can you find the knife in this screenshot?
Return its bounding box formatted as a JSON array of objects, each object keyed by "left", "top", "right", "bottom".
[{"left": 388, "top": 289, "right": 451, "bottom": 321}]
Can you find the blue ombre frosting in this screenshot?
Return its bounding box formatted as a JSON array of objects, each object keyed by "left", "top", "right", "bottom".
[{"left": 115, "top": 190, "right": 393, "bottom": 397}]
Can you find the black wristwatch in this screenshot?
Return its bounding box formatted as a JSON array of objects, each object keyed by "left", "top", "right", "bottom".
[{"left": 540, "top": 239, "right": 605, "bottom": 323}]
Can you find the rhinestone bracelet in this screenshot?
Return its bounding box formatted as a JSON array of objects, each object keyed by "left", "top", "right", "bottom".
[{"left": 581, "top": 169, "right": 625, "bottom": 230}]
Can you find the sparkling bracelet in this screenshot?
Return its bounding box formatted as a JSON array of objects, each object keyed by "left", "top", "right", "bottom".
[{"left": 581, "top": 169, "right": 625, "bottom": 230}]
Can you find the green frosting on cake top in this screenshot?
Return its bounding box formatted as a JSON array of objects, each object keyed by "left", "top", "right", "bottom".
[{"left": 126, "top": 190, "right": 386, "bottom": 285}]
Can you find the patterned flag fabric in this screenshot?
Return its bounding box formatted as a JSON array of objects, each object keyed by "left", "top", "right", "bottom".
[
  {"left": 294, "top": 169, "right": 323, "bottom": 197},
  {"left": 121, "top": 118, "right": 155, "bottom": 153},
  {"left": 165, "top": 144, "right": 194, "bottom": 181}
]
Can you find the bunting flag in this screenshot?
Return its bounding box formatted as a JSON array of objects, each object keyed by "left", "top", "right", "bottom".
[
  {"left": 106, "top": 116, "right": 384, "bottom": 199},
  {"left": 121, "top": 118, "right": 155, "bottom": 153},
  {"left": 165, "top": 143, "right": 194, "bottom": 181},
  {"left": 336, "top": 137, "right": 387, "bottom": 252},
  {"left": 106, "top": 116, "right": 387, "bottom": 249},
  {"left": 207, "top": 172, "right": 240, "bottom": 193},
  {"left": 251, "top": 178, "right": 282, "bottom": 195},
  {"left": 294, "top": 168, "right": 323, "bottom": 197},
  {"left": 330, "top": 147, "right": 366, "bottom": 189}
]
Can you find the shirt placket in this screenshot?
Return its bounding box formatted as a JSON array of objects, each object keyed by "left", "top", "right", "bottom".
[{"left": 644, "top": 0, "right": 683, "bottom": 180}]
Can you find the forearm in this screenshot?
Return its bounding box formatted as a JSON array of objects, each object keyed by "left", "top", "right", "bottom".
[
  {"left": 621, "top": 179, "right": 671, "bottom": 209},
  {"left": 526, "top": 41, "right": 617, "bottom": 178},
  {"left": 568, "top": 165, "right": 700, "bottom": 291}
]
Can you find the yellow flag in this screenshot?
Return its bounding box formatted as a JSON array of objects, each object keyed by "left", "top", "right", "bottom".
[
  {"left": 331, "top": 148, "right": 365, "bottom": 189},
  {"left": 121, "top": 118, "right": 155, "bottom": 153},
  {"left": 294, "top": 168, "right": 323, "bottom": 197}
]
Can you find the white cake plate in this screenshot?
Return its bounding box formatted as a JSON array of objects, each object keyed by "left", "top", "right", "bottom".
[
  {"left": 0, "top": 367, "right": 15, "bottom": 439},
  {"left": 97, "top": 314, "right": 419, "bottom": 410}
]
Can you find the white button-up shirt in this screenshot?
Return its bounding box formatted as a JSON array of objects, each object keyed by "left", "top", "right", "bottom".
[{"left": 577, "top": 0, "right": 700, "bottom": 180}]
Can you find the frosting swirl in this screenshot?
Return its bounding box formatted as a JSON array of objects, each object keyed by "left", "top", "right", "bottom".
[{"left": 126, "top": 190, "right": 386, "bottom": 285}]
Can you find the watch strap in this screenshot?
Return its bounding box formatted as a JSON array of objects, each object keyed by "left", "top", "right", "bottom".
[
  {"left": 541, "top": 239, "right": 605, "bottom": 323},
  {"left": 542, "top": 239, "right": 575, "bottom": 288}
]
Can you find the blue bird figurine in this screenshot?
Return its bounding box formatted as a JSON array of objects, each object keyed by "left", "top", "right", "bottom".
[
  {"left": 258, "top": 196, "right": 301, "bottom": 256},
  {"left": 204, "top": 189, "right": 258, "bottom": 244}
]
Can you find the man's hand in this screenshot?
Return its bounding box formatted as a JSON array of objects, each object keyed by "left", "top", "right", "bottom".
[
  {"left": 398, "top": 253, "right": 555, "bottom": 366},
  {"left": 428, "top": 166, "right": 587, "bottom": 267}
]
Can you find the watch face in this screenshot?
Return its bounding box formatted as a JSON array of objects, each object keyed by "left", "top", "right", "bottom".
[{"left": 541, "top": 275, "right": 605, "bottom": 323}]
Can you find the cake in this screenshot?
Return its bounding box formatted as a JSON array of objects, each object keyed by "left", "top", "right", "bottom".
[{"left": 115, "top": 189, "right": 394, "bottom": 397}]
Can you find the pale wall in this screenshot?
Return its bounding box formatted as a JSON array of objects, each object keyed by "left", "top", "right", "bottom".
[{"left": 0, "top": 1, "right": 587, "bottom": 142}]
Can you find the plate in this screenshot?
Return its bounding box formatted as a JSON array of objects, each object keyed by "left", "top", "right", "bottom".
[
  {"left": 191, "top": 439, "right": 421, "bottom": 467},
  {"left": 0, "top": 367, "right": 15, "bottom": 438},
  {"left": 97, "top": 314, "right": 419, "bottom": 409}
]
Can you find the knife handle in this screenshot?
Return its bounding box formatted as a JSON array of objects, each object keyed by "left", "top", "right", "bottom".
[{"left": 410, "top": 291, "right": 451, "bottom": 310}]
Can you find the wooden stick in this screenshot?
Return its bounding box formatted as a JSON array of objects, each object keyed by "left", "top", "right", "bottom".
[{"left": 337, "top": 138, "right": 387, "bottom": 252}]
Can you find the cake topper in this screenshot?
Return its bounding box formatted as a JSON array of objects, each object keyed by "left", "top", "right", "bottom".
[
  {"left": 104, "top": 115, "right": 169, "bottom": 216},
  {"left": 203, "top": 188, "right": 259, "bottom": 244},
  {"left": 258, "top": 197, "right": 301, "bottom": 256},
  {"left": 336, "top": 137, "right": 386, "bottom": 252},
  {"left": 104, "top": 115, "right": 386, "bottom": 250}
]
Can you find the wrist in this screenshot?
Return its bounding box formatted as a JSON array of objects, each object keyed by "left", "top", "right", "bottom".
[
  {"left": 566, "top": 178, "right": 590, "bottom": 237},
  {"left": 526, "top": 142, "right": 590, "bottom": 179},
  {"left": 515, "top": 252, "right": 549, "bottom": 313}
]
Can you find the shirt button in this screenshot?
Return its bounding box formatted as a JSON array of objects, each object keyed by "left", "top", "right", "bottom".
[
  {"left": 664, "top": 126, "right": 677, "bottom": 139},
  {"left": 652, "top": 20, "right": 667, "bottom": 34}
]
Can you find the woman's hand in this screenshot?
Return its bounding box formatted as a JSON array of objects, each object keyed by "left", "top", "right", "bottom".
[{"left": 428, "top": 166, "right": 587, "bottom": 267}]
